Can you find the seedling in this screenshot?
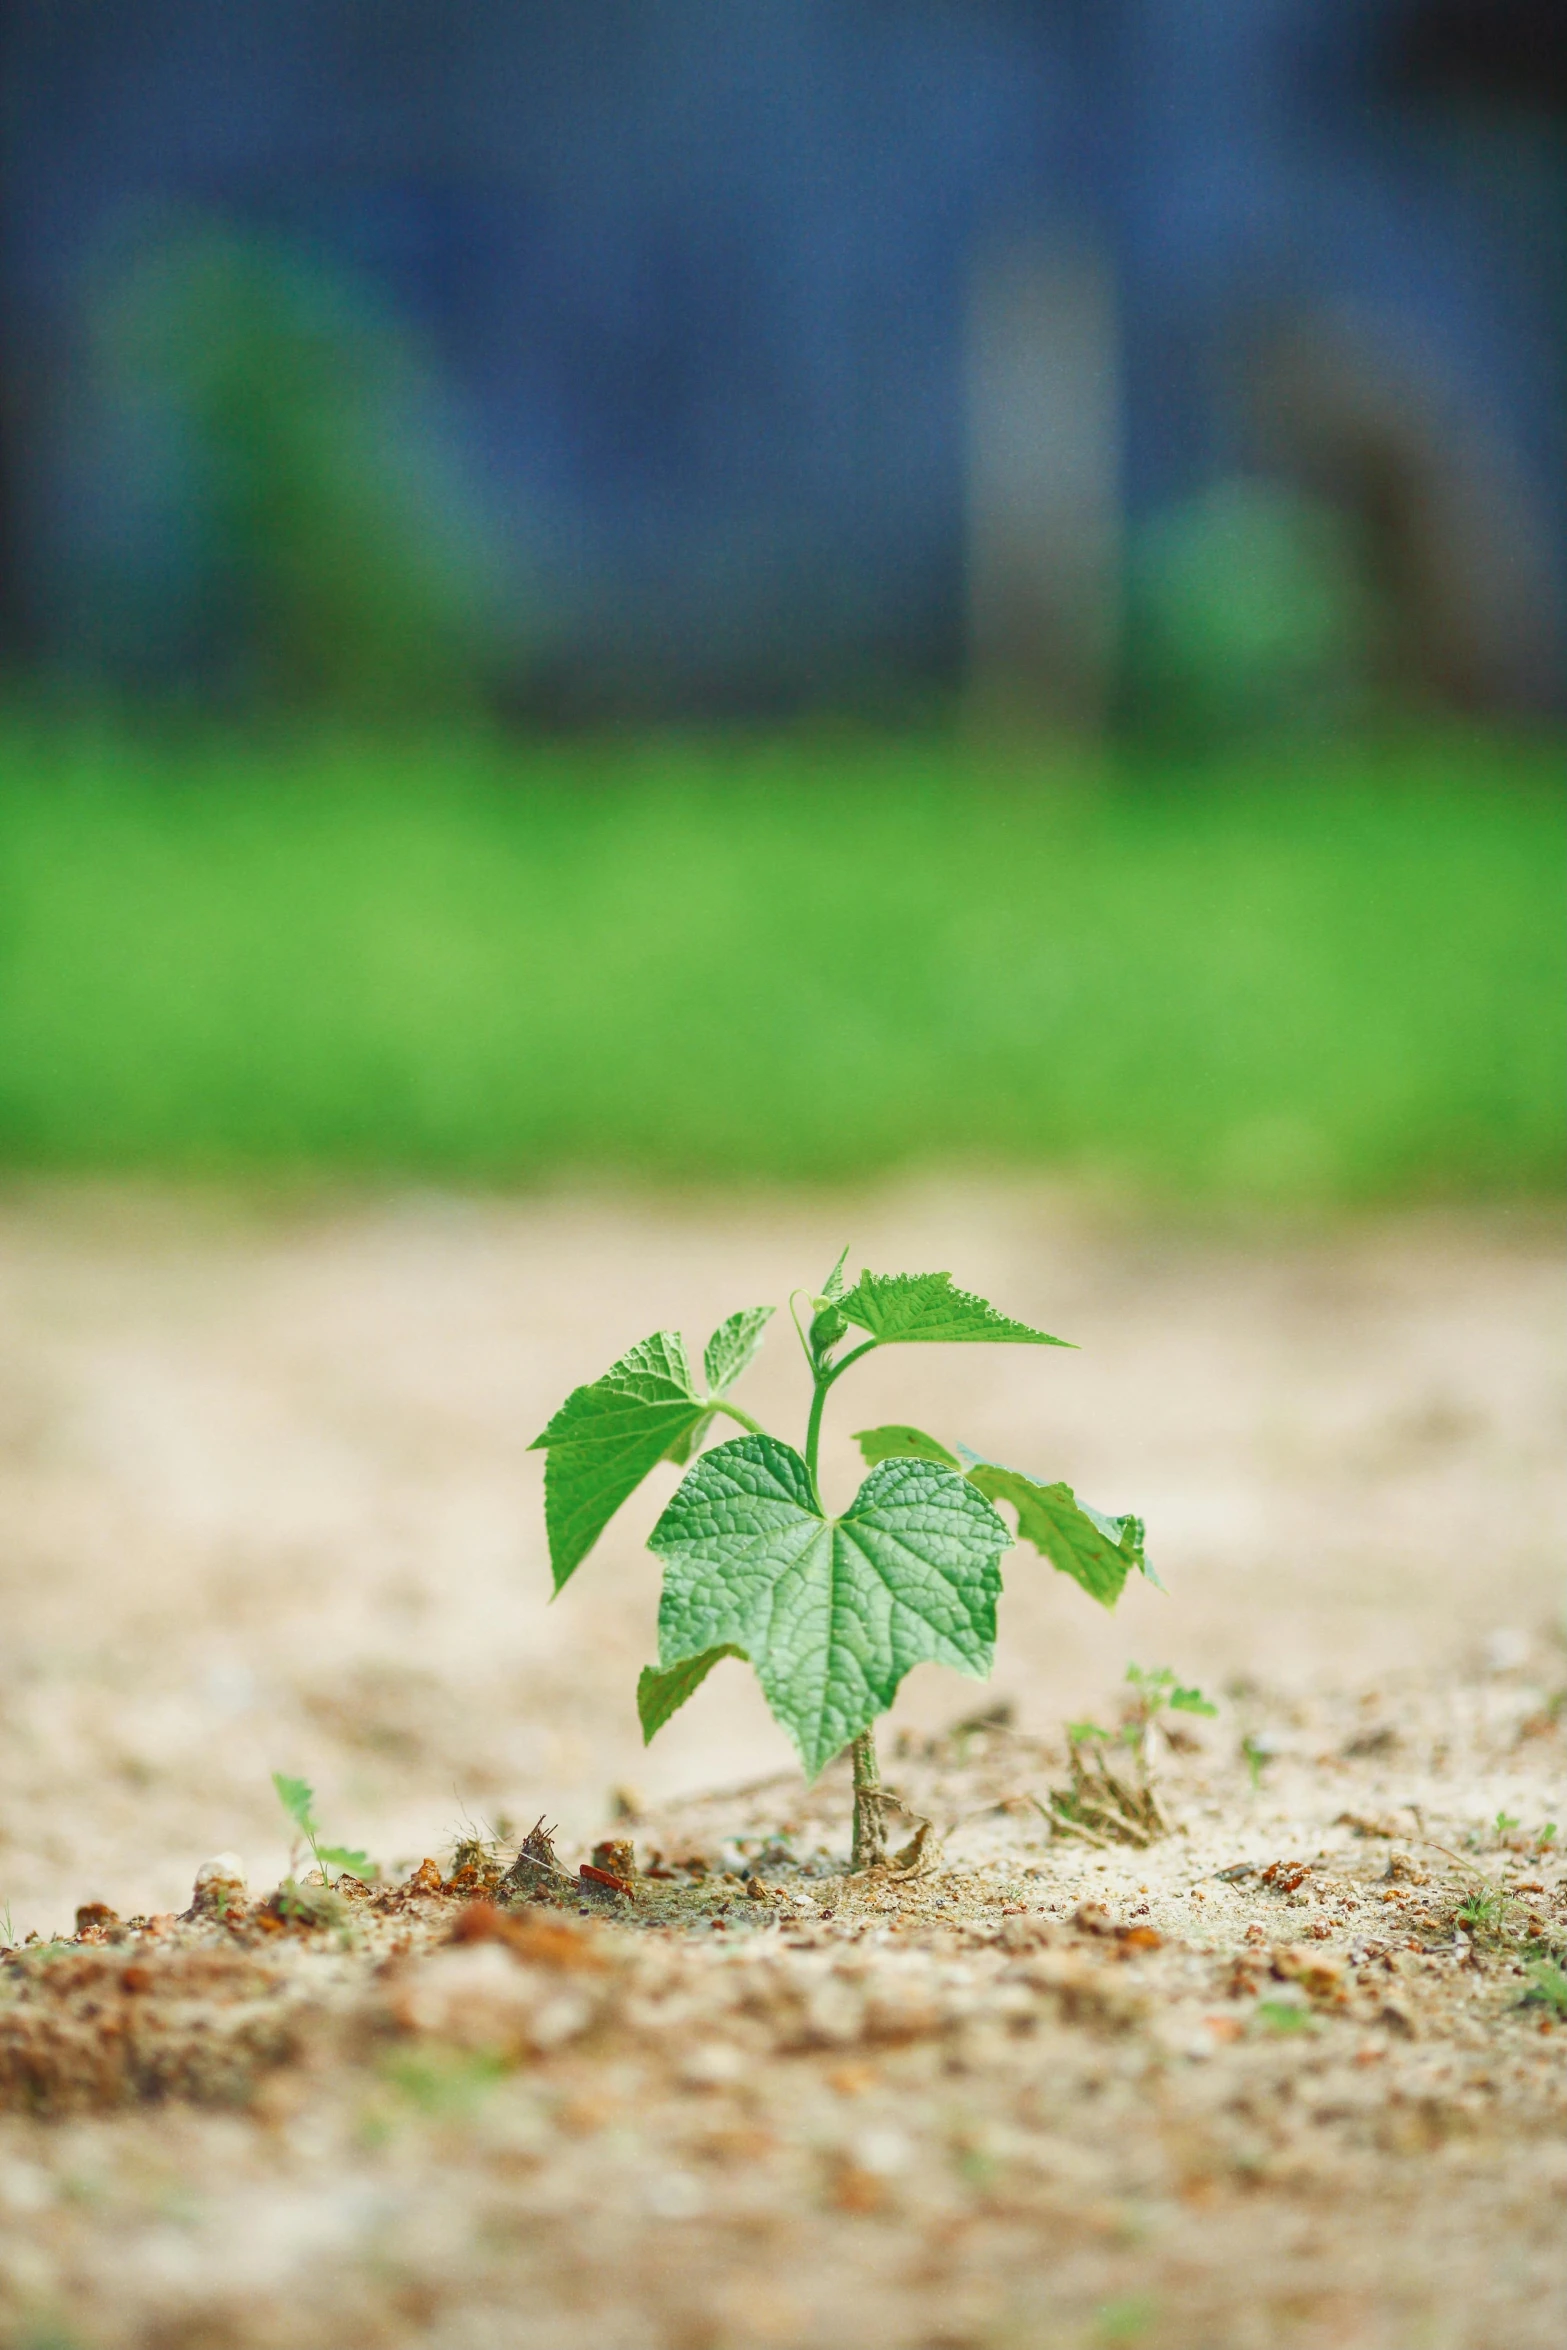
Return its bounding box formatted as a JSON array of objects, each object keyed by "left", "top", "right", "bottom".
[
  {"left": 1519, "top": 1957, "right": 1567, "bottom": 2017},
  {"left": 271, "top": 1773, "right": 373, "bottom": 1885},
  {"left": 1043, "top": 1665, "right": 1216, "bottom": 1847},
  {"left": 1453, "top": 1881, "right": 1523, "bottom": 1951},
  {"left": 531, "top": 1255, "right": 1154, "bottom": 1867},
  {"left": 1093, "top": 2296, "right": 1159, "bottom": 2347},
  {"left": 1125, "top": 1664, "right": 1216, "bottom": 1736},
  {"left": 1254, "top": 1996, "right": 1316, "bottom": 2036}
]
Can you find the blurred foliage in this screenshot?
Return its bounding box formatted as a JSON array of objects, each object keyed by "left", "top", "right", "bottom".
[
  {"left": 1127, "top": 479, "right": 1379, "bottom": 742},
  {"left": 0, "top": 718, "right": 1559, "bottom": 1204},
  {"left": 98, "top": 222, "right": 502, "bottom": 712}
]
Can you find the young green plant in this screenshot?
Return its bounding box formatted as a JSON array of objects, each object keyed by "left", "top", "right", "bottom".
[
  {"left": 530, "top": 1256, "right": 1155, "bottom": 1867},
  {"left": 272, "top": 1773, "right": 372, "bottom": 1886},
  {"left": 1047, "top": 1666, "right": 1217, "bottom": 1848}
]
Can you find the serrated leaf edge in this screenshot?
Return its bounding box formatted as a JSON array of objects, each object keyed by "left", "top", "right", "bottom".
[{"left": 838, "top": 1268, "right": 1072, "bottom": 1348}]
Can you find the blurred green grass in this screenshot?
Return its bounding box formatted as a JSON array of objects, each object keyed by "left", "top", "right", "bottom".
[{"left": 0, "top": 719, "right": 1560, "bottom": 1203}]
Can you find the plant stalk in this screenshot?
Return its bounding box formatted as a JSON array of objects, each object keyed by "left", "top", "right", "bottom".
[
  {"left": 802, "top": 1337, "right": 876, "bottom": 1508},
  {"left": 850, "top": 1728, "right": 888, "bottom": 1869},
  {"left": 803, "top": 1334, "right": 887, "bottom": 1865},
  {"left": 803, "top": 1377, "right": 829, "bottom": 1506}
]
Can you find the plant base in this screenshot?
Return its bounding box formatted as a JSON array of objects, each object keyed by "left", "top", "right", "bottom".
[{"left": 850, "top": 1731, "right": 889, "bottom": 1869}]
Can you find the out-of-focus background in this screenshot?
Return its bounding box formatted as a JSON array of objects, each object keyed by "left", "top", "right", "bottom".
[
  {"left": 0, "top": 0, "right": 1560, "bottom": 1197},
  {"left": 0, "top": 2, "right": 1561, "bottom": 1928},
  {"left": 3, "top": 0, "right": 1565, "bottom": 731}
]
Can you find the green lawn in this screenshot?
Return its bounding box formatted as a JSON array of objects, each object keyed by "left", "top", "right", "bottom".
[{"left": 0, "top": 718, "right": 1560, "bottom": 1203}]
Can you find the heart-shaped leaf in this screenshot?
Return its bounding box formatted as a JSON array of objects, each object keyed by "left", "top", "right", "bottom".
[{"left": 650, "top": 1435, "right": 1011, "bottom": 1777}]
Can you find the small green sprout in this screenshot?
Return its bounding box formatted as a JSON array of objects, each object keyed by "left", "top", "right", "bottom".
[
  {"left": 1520, "top": 1958, "right": 1567, "bottom": 2017},
  {"left": 1094, "top": 2296, "right": 1159, "bottom": 2346},
  {"left": 1045, "top": 1664, "right": 1214, "bottom": 1847},
  {"left": 1125, "top": 1663, "right": 1217, "bottom": 1724},
  {"left": 1254, "top": 1996, "right": 1316, "bottom": 2035},
  {"left": 381, "top": 2048, "right": 508, "bottom": 2117},
  {"left": 1494, "top": 1810, "right": 1521, "bottom": 1840},
  {"left": 1454, "top": 1882, "right": 1522, "bottom": 1950},
  {"left": 272, "top": 1773, "right": 372, "bottom": 1885},
  {"left": 531, "top": 1256, "right": 1155, "bottom": 1867},
  {"left": 1539, "top": 1822, "right": 1559, "bottom": 1849}
]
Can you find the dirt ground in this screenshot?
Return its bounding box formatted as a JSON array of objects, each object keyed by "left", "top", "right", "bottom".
[{"left": 0, "top": 1179, "right": 1562, "bottom": 2349}]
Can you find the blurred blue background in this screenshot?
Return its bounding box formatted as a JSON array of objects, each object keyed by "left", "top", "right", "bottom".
[
  {"left": 0, "top": 2, "right": 1559, "bottom": 1203},
  {"left": 1, "top": 0, "right": 1562, "bottom": 722}
]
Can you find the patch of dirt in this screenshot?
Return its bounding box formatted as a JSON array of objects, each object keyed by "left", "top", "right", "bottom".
[
  {"left": 0, "top": 1181, "right": 1561, "bottom": 2345},
  {"left": 0, "top": 1682, "right": 1563, "bottom": 2349}
]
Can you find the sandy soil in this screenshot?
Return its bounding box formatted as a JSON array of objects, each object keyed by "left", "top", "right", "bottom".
[
  {"left": 0, "top": 1181, "right": 1562, "bottom": 2348},
  {"left": 0, "top": 1180, "right": 1559, "bottom": 1929}
]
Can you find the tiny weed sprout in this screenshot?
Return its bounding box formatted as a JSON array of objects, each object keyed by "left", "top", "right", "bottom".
[
  {"left": 1520, "top": 1958, "right": 1567, "bottom": 2017},
  {"left": 1043, "top": 1665, "right": 1213, "bottom": 1848},
  {"left": 1454, "top": 1882, "right": 1522, "bottom": 1951},
  {"left": 530, "top": 1255, "right": 1154, "bottom": 1867},
  {"left": 271, "top": 1773, "right": 372, "bottom": 1885},
  {"left": 1254, "top": 1997, "right": 1316, "bottom": 2036},
  {"left": 1125, "top": 1664, "right": 1217, "bottom": 1728},
  {"left": 1093, "top": 2297, "right": 1160, "bottom": 2348}
]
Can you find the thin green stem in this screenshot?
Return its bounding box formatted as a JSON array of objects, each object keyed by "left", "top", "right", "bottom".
[
  {"left": 709, "top": 1400, "right": 765, "bottom": 1438},
  {"left": 794, "top": 1328, "right": 890, "bottom": 1865},
  {"left": 822, "top": 1338, "right": 878, "bottom": 1386},
  {"left": 803, "top": 1337, "right": 879, "bottom": 1509},
  {"left": 803, "top": 1376, "right": 829, "bottom": 1506}
]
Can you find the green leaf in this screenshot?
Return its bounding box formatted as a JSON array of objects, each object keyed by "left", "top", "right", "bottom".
[
  {"left": 703, "top": 1306, "right": 774, "bottom": 1397},
  {"left": 530, "top": 1332, "right": 704, "bottom": 1588},
  {"left": 837, "top": 1269, "right": 1071, "bottom": 1349},
  {"left": 637, "top": 1644, "right": 747, "bottom": 1742},
  {"left": 809, "top": 1247, "right": 852, "bottom": 1353},
  {"left": 272, "top": 1772, "right": 318, "bottom": 1839},
  {"left": 853, "top": 1423, "right": 962, "bottom": 1471},
  {"left": 958, "top": 1456, "right": 1148, "bottom": 1609},
  {"left": 857, "top": 1431, "right": 1153, "bottom": 1611},
  {"left": 660, "top": 1412, "right": 716, "bottom": 1468},
  {"left": 1169, "top": 1685, "right": 1218, "bottom": 1717},
  {"left": 530, "top": 1310, "right": 772, "bottom": 1589},
  {"left": 810, "top": 1302, "right": 848, "bottom": 1353},
  {"left": 315, "top": 1844, "right": 374, "bottom": 1879},
  {"left": 650, "top": 1435, "right": 1011, "bottom": 1779}
]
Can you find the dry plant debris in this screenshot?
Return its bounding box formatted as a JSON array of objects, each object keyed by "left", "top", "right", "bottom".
[{"left": 0, "top": 1664, "right": 1561, "bottom": 2350}]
